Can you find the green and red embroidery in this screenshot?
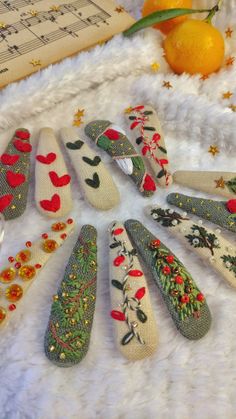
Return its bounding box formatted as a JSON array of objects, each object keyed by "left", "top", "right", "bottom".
[
  {"left": 149, "top": 239, "right": 205, "bottom": 321},
  {"left": 110, "top": 225, "right": 147, "bottom": 346}
]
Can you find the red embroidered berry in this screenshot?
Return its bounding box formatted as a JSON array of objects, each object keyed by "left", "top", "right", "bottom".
[
  {"left": 110, "top": 310, "right": 126, "bottom": 321},
  {"left": 8, "top": 256, "right": 14, "bottom": 263},
  {"left": 8, "top": 304, "right": 16, "bottom": 311},
  {"left": 142, "top": 145, "right": 149, "bottom": 156},
  {"left": 128, "top": 270, "right": 143, "bottom": 277},
  {"left": 15, "top": 130, "right": 30, "bottom": 140},
  {"left": 162, "top": 266, "right": 171, "bottom": 275},
  {"left": 67, "top": 218, "right": 73, "bottom": 224},
  {"left": 42, "top": 233, "right": 48, "bottom": 239},
  {"left": 143, "top": 174, "right": 156, "bottom": 192},
  {"left": 14, "top": 262, "right": 21, "bottom": 269},
  {"left": 26, "top": 241, "right": 32, "bottom": 248},
  {"left": 175, "top": 275, "right": 184, "bottom": 285},
  {"left": 226, "top": 199, "right": 236, "bottom": 214},
  {"left": 152, "top": 133, "right": 161, "bottom": 143},
  {"left": 181, "top": 294, "right": 190, "bottom": 304},
  {"left": 135, "top": 287, "right": 146, "bottom": 300},
  {"left": 113, "top": 228, "right": 124, "bottom": 236},
  {"left": 104, "top": 129, "right": 120, "bottom": 140},
  {"left": 113, "top": 255, "right": 125, "bottom": 267},
  {"left": 60, "top": 233, "right": 67, "bottom": 240},
  {"left": 197, "top": 293, "right": 205, "bottom": 302},
  {"left": 166, "top": 255, "right": 174, "bottom": 264},
  {"left": 35, "top": 264, "right": 42, "bottom": 269},
  {"left": 150, "top": 239, "right": 161, "bottom": 249}
]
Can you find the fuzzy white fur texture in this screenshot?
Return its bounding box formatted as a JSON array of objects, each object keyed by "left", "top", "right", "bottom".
[{"left": 0, "top": 1, "right": 236, "bottom": 418}]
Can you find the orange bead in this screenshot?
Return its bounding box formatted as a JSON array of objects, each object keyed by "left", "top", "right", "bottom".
[
  {"left": 42, "top": 239, "right": 58, "bottom": 253},
  {"left": 51, "top": 222, "right": 66, "bottom": 232},
  {"left": 18, "top": 265, "right": 36, "bottom": 281},
  {"left": 0, "top": 307, "right": 6, "bottom": 324},
  {"left": 15, "top": 249, "right": 31, "bottom": 263},
  {"left": 5, "top": 284, "right": 23, "bottom": 302},
  {"left": 0, "top": 267, "right": 16, "bottom": 284}
]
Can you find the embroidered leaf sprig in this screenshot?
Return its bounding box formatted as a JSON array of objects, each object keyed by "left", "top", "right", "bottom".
[
  {"left": 151, "top": 208, "right": 189, "bottom": 227},
  {"left": 226, "top": 177, "right": 236, "bottom": 194},
  {"left": 221, "top": 255, "right": 236, "bottom": 277},
  {"left": 185, "top": 225, "right": 220, "bottom": 256}
]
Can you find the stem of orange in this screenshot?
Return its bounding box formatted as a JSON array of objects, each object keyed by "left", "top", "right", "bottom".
[{"left": 205, "top": 0, "right": 223, "bottom": 24}]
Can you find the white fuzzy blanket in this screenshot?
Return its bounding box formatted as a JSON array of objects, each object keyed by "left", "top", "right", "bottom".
[{"left": 0, "top": 1, "right": 236, "bottom": 419}]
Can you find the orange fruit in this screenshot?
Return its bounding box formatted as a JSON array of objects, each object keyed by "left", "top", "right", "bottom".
[
  {"left": 164, "top": 19, "right": 225, "bottom": 75},
  {"left": 142, "top": 0, "right": 192, "bottom": 35}
]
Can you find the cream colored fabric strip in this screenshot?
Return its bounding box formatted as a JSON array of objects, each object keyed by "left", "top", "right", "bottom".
[
  {"left": 148, "top": 205, "right": 236, "bottom": 288},
  {"left": 173, "top": 171, "right": 236, "bottom": 199},
  {"left": 0, "top": 218, "right": 75, "bottom": 329},
  {"left": 125, "top": 105, "right": 172, "bottom": 188},
  {"left": 109, "top": 221, "right": 158, "bottom": 360},
  {"left": 60, "top": 127, "right": 120, "bottom": 210},
  {"left": 35, "top": 128, "right": 73, "bottom": 218}
]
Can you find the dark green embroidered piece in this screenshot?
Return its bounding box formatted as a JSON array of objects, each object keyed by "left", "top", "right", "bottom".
[
  {"left": 66, "top": 140, "right": 84, "bottom": 150},
  {"left": 185, "top": 225, "right": 220, "bottom": 256},
  {"left": 226, "top": 177, "right": 236, "bottom": 194},
  {"left": 82, "top": 156, "right": 101, "bottom": 166},
  {"left": 221, "top": 255, "right": 236, "bottom": 276},
  {"left": 167, "top": 193, "right": 236, "bottom": 233},
  {"left": 125, "top": 219, "right": 211, "bottom": 340},
  {"left": 44, "top": 225, "right": 97, "bottom": 367},
  {"left": 85, "top": 173, "right": 100, "bottom": 189},
  {"left": 151, "top": 207, "right": 189, "bottom": 227}
]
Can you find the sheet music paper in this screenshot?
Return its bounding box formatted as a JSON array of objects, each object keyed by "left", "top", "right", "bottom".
[{"left": 0, "top": 0, "right": 135, "bottom": 88}]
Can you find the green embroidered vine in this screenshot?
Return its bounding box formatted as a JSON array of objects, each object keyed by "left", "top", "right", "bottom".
[
  {"left": 221, "top": 255, "right": 236, "bottom": 277},
  {"left": 185, "top": 225, "right": 220, "bottom": 256}
]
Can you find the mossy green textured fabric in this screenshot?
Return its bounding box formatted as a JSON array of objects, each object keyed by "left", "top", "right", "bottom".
[
  {"left": 167, "top": 193, "right": 236, "bottom": 233},
  {"left": 44, "top": 225, "right": 97, "bottom": 367},
  {"left": 125, "top": 219, "right": 211, "bottom": 340}
]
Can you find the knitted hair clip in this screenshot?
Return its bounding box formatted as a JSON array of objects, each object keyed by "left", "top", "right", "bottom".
[
  {"left": 60, "top": 128, "right": 120, "bottom": 210},
  {"left": 0, "top": 218, "right": 75, "bottom": 328},
  {"left": 84, "top": 120, "right": 156, "bottom": 197},
  {"left": 35, "top": 128, "right": 73, "bottom": 218},
  {"left": 167, "top": 193, "right": 236, "bottom": 234},
  {"left": 125, "top": 105, "right": 172, "bottom": 188},
  {"left": 173, "top": 171, "right": 236, "bottom": 199},
  {"left": 44, "top": 225, "right": 97, "bottom": 367},
  {"left": 0, "top": 129, "right": 31, "bottom": 220},
  {"left": 147, "top": 205, "right": 236, "bottom": 288},
  {"left": 124, "top": 220, "right": 211, "bottom": 340},
  {"left": 109, "top": 222, "right": 159, "bottom": 360}
]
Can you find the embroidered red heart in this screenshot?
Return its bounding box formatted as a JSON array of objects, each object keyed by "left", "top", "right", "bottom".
[
  {"left": 143, "top": 174, "right": 156, "bottom": 192},
  {"left": 6, "top": 171, "right": 26, "bottom": 188},
  {"left": 104, "top": 129, "right": 120, "bottom": 140},
  {"left": 14, "top": 139, "right": 32, "bottom": 153},
  {"left": 49, "top": 171, "right": 71, "bottom": 187},
  {"left": 0, "top": 194, "right": 13, "bottom": 212},
  {"left": 36, "top": 153, "right": 56, "bottom": 165},
  {"left": 227, "top": 199, "right": 236, "bottom": 213},
  {"left": 40, "top": 194, "right": 61, "bottom": 212},
  {"left": 15, "top": 129, "right": 30, "bottom": 140},
  {"left": 1, "top": 154, "right": 19, "bottom": 166}
]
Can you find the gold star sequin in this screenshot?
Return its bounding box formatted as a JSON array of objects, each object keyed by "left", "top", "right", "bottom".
[
  {"left": 226, "top": 56, "right": 235, "bottom": 66},
  {"left": 73, "top": 109, "right": 85, "bottom": 126},
  {"left": 215, "top": 176, "right": 225, "bottom": 189},
  {"left": 163, "top": 81, "right": 172, "bottom": 89},
  {"left": 30, "top": 59, "right": 41, "bottom": 67},
  {"left": 74, "top": 109, "right": 85, "bottom": 119},
  {"left": 200, "top": 74, "right": 209, "bottom": 81},
  {"left": 228, "top": 104, "right": 236, "bottom": 112},
  {"left": 28, "top": 9, "right": 39, "bottom": 16},
  {"left": 115, "top": 6, "right": 125, "bottom": 13},
  {"left": 222, "top": 91, "right": 233, "bottom": 99},
  {"left": 225, "top": 27, "right": 233, "bottom": 38},
  {"left": 208, "top": 145, "right": 219, "bottom": 156},
  {"left": 50, "top": 5, "right": 60, "bottom": 11},
  {"left": 0, "top": 22, "right": 6, "bottom": 29},
  {"left": 151, "top": 62, "right": 160, "bottom": 73},
  {"left": 124, "top": 106, "right": 133, "bottom": 114}
]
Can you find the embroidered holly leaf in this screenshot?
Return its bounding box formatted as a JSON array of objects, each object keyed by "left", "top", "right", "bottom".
[
  {"left": 131, "top": 156, "right": 145, "bottom": 171},
  {"left": 121, "top": 331, "right": 135, "bottom": 345},
  {"left": 144, "top": 126, "right": 155, "bottom": 131},
  {"left": 157, "top": 168, "right": 166, "bottom": 178},
  {"left": 136, "top": 137, "right": 143, "bottom": 145},
  {"left": 158, "top": 146, "right": 167, "bottom": 154},
  {"left": 143, "top": 111, "right": 153, "bottom": 115},
  {"left": 128, "top": 116, "right": 137, "bottom": 120},
  {"left": 111, "top": 280, "right": 123, "bottom": 290},
  {"left": 226, "top": 177, "right": 236, "bottom": 194},
  {"left": 136, "top": 309, "right": 147, "bottom": 323},
  {"left": 97, "top": 135, "right": 111, "bottom": 151},
  {"left": 221, "top": 255, "right": 236, "bottom": 276},
  {"left": 110, "top": 242, "right": 121, "bottom": 249},
  {"left": 151, "top": 208, "right": 188, "bottom": 227},
  {"left": 185, "top": 225, "right": 220, "bottom": 256}
]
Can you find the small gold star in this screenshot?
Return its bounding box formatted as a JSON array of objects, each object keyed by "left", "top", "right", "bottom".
[
  {"left": 74, "top": 109, "right": 85, "bottom": 119},
  {"left": 30, "top": 59, "right": 41, "bottom": 67},
  {"left": 225, "top": 27, "right": 233, "bottom": 38},
  {"left": 226, "top": 56, "right": 235, "bottom": 66},
  {"left": 124, "top": 106, "right": 133, "bottom": 114},
  {"left": 222, "top": 91, "right": 233, "bottom": 99},
  {"left": 215, "top": 176, "right": 225, "bottom": 189},
  {"left": 200, "top": 74, "right": 209, "bottom": 81},
  {"left": 228, "top": 104, "right": 236, "bottom": 112},
  {"left": 50, "top": 5, "right": 60, "bottom": 11},
  {"left": 208, "top": 145, "right": 219, "bottom": 156},
  {"left": 28, "top": 9, "right": 39, "bottom": 16},
  {"left": 115, "top": 6, "right": 125, "bottom": 13},
  {"left": 163, "top": 81, "right": 172, "bottom": 89},
  {"left": 151, "top": 62, "right": 160, "bottom": 73},
  {"left": 0, "top": 22, "right": 6, "bottom": 29},
  {"left": 73, "top": 119, "right": 83, "bottom": 127}
]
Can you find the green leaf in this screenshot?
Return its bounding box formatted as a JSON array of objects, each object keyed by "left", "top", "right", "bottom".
[
  {"left": 143, "top": 111, "right": 153, "bottom": 115},
  {"left": 226, "top": 177, "right": 236, "bottom": 194},
  {"left": 97, "top": 135, "right": 111, "bottom": 151},
  {"left": 123, "top": 7, "right": 211, "bottom": 37},
  {"left": 157, "top": 169, "right": 165, "bottom": 179},
  {"left": 144, "top": 126, "right": 155, "bottom": 131},
  {"left": 131, "top": 156, "right": 145, "bottom": 172},
  {"left": 158, "top": 146, "right": 167, "bottom": 154},
  {"left": 110, "top": 242, "right": 120, "bottom": 249},
  {"left": 121, "top": 331, "right": 135, "bottom": 345},
  {"left": 111, "top": 280, "right": 123, "bottom": 290},
  {"left": 136, "top": 309, "right": 147, "bottom": 323}
]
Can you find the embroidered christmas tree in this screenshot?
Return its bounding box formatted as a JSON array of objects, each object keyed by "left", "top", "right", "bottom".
[
  {"left": 185, "top": 225, "right": 220, "bottom": 256},
  {"left": 221, "top": 255, "right": 236, "bottom": 276},
  {"left": 151, "top": 207, "right": 189, "bottom": 227}
]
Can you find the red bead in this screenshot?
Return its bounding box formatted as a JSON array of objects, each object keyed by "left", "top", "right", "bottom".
[
  {"left": 110, "top": 310, "right": 126, "bottom": 321},
  {"left": 197, "top": 293, "right": 205, "bottom": 302},
  {"left": 42, "top": 233, "right": 48, "bottom": 239},
  {"left": 60, "top": 233, "right": 67, "bottom": 240},
  {"left": 67, "top": 218, "right": 73, "bottom": 224},
  {"left": 128, "top": 270, "right": 143, "bottom": 277},
  {"left": 227, "top": 199, "right": 236, "bottom": 214},
  {"left": 135, "top": 287, "right": 146, "bottom": 300},
  {"left": 166, "top": 255, "right": 174, "bottom": 264},
  {"left": 14, "top": 262, "right": 21, "bottom": 269},
  {"left": 113, "top": 255, "right": 125, "bottom": 267},
  {"left": 8, "top": 304, "right": 16, "bottom": 311},
  {"left": 35, "top": 264, "right": 42, "bottom": 269},
  {"left": 8, "top": 256, "right": 14, "bottom": 263},
  {"left": 162, "top": 266, "right": 171, "bottom": 275},
  {"left": 175, "top": 275, "right": 184, "bottom": 285},
  {"left": 26, "top": 241, "right": 32, "bottom": 248},
  {"left": 113, "top": 228, "right": 124, "bottom": 236},
  {"left": 181, "top": 294, "right": 190, "bottom": 304}
]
